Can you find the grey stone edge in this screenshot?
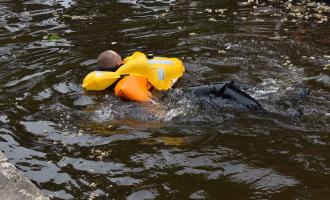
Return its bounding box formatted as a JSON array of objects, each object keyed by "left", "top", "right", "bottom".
[{"left": 0, "top": 151, "right": 49, "bottom": 200}]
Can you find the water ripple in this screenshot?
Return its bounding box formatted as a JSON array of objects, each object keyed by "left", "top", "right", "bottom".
[{"left": 0, "top": 0, "right": 330, "bottom": 199}]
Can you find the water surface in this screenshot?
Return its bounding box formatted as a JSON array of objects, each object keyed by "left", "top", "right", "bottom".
[{"left": 0, "top": 0, "right": 330, "bottom": 199}]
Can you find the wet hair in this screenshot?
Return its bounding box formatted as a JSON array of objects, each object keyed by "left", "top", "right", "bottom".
[{"left": 97, "top": 50, "right": 122, "bottom": 71}]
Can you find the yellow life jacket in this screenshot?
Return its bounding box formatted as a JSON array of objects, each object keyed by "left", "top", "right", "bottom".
[
  {"left": 82, "top": 52, "right": 185, "bottom": 91},
  {"left": 116, "top": 52, "right": 185, "bottom": 90}
]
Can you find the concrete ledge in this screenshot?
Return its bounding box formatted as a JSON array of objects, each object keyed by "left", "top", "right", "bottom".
[{"left": 0, "top": 151, "right": 48, "bottom": 200}]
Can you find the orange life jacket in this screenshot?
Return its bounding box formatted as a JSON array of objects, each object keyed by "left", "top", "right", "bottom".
[{"left": 114, "top": 75, "right": 152, "bottom": 102}]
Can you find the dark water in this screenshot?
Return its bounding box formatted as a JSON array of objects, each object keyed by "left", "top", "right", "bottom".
[{"left": 0, "top": 0, "right": 330, "bottom": 199}]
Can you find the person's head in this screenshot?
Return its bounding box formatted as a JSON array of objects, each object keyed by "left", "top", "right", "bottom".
[{"left": 97, "top": 50, "right": 123, "bottom": 71}]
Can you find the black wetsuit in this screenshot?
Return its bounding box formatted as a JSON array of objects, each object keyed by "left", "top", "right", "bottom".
[
  {"left": 188, "top": 81, "right": 261, "bottom": 110},
  {"left": 188, "top": 82, "right": 310, "bottom": 119}
]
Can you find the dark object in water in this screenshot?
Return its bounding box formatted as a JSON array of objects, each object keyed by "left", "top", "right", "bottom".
[
  {"left": 188, "top": 81, "right": 262, "bottom": 110},
  {"left": 287, "top": 108, "right": 303, "bottom": 120},
  {"left": 286, "top": 88, "right": 310, "bottom": 119},
  {"left": 298, "top": 88, "right": 310, "bottom": 100}
]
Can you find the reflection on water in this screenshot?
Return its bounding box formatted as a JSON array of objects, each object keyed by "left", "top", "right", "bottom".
[{"left": 0, "top": 0, "right": 330, "bottom": 199}]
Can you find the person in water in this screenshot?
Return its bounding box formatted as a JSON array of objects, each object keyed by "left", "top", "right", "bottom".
[
  {"left": 86, "top": 50, "right": 261, "bottom": 110},
  {"left": 96, "top": 50, "right": 124, "bottom": 71}
]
